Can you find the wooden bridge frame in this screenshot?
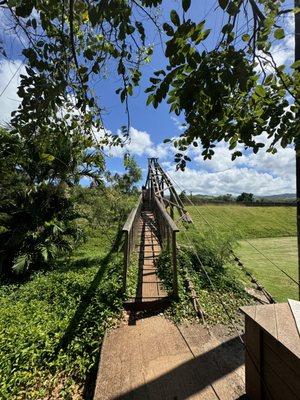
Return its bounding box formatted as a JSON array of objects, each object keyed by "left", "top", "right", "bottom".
[{"left": 122, "top": 158, "right": 191, "bottom": 298}]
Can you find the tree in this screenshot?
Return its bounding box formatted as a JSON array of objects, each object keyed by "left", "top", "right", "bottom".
[
  {"left": 108, "top": 154, "right": 142, "bottom": 194},
  {"left": 0, "top": 127, "right": 85, "bottom": 276},
  {"left": 148, "top": 1, "right": 297, "bottom": 169},
  {"left": 0, "top": 1, "right": 296, "bottom": 161},
  {"left": 0, "top": 0, "right": 160, "bottom": 145},
  {"left": 236, "top": 192, "right": 254, "bottom": 203},
  {"left": 179, "top": 190, "right": 186, "bottom": 201},
  {"left": 216, "top": 194, "right": 234, "bottom": 202}
]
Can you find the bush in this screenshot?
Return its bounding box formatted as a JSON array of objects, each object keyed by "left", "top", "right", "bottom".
[
  {"left": 0, "top": 183, "right": 82, "bottom": 277},
  {"left": 157, "top": 228, "right": 252, "bottom": 324}
]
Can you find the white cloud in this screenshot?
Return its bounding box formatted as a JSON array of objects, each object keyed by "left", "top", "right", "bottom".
[
  {"left": 105, "top": 125, "right": 295, "bottom": 196},
  {"left": 0, "top": 59, "right": 26, "bottom": 123},
  {"left": 107, "top": 127, "right": 171, "bottom": 159},
  {"left": 167, "top": 165, "right": 295, "bottom": 196},
  {"left": 185, "top": 135, "right": 295, "bottom": 195},
  {"left": 271, "top": 16, "right": 294, "bottom": 67},
  {"left": 171, "top": 115, "right": 186, "bottom": 131}
]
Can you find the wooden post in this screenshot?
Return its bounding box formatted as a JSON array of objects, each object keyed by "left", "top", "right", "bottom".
[
  {"left": 172, "top": 231, "right": 178, "bottom": 298},
  {"left": 295, "top": 0, "right": 300, "bottom": 300},
  {"left": 123, "top": 231, "right": 129, "bottom": 293},
  {"left": 170, "top": 193, "right": 174, "bottom": 220}
]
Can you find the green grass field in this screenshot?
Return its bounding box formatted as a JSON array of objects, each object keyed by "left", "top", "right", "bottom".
[
  {"left": 236, "top": 237, "right": 298, "bottom": 302},
  {"left": 182, "top": 205, "right": 298, "bottom": 302},
  {"left": 185, "top": 204, "right": 296, "bottom": 239}
]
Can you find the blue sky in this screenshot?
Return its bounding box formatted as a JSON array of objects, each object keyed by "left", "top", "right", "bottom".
[{"left": 0, "top": 1, "right": 296, "bottom": 196}]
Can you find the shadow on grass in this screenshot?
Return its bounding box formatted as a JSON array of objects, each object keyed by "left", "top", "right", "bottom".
[
  {"left": 56, "top": 255, "right": 105, "bottom": 273},
  {"left": 54, "top": 230, "right": 124, "bottom": 355}
]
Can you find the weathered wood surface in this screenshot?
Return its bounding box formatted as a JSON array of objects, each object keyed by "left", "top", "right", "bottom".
[
  {"left": 126, "top": 211, "right": 168, "bottom": 306},
  {"left": 93, "top": 316, "right": 245, "bottom": 400},
  {"left": 122, "top": 195, "right": 143, "bottom": 292},
  {"left": 241, "top": 303, "right": 300, "bottom": 400},
  {"left": 241, "top": 303, "right": 300, "bottom": 357}
]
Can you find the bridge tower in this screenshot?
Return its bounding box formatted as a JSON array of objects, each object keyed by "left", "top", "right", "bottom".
[{"left": 145, "top": 158, "right": 192, "bottom": 223}]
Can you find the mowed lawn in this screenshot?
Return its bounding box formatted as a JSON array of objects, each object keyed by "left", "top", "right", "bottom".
[
  {"left": 184, "top": 205, "right": 298, "bottom": 301},
  {"left": 185, "top": 204, "right": 296, "bottom": 239},
  {"left": 237, "top": 237, "right": 298, "bottom": 301}
]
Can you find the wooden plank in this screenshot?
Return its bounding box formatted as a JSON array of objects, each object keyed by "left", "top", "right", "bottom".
[
  {"left": 288, "top": 299, "right": 300, "bottom": 337},
  {"left": 244, "top": 316, "right": 262, "bottom": 400},
  {"left": 153, "top": 197, "right": 179, "bottom": 232},
  {"left": 275, "top": 303, "right": 300, "bottom": 357},
  {"left": 254, "top": 304, "right": 277, "bottom": 338},
  {"left": 241, "top": 303, "right": 300, "bottom": 358},
  {"left": 263, "top": 332, "right": 300, "bottom": 375},
  {"left": 122, "top": 194, "right": 142, "bottom": 232},
  {"left": 263, "top": 337, "right": 300, "bottom": 396},
  {"left": 263, "top": 359, "right": 299, "bottom": 400},
  {"left": 94, "top": 316, "right": 244, "bottom": 400}
]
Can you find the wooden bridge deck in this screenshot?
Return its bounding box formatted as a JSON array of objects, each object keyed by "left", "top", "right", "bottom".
[
  {"left": 125, "top": 210, "right": 169, "bottom": 309},
  {"left": 93, "top": 316, "right": 245, "bottom": 400}
]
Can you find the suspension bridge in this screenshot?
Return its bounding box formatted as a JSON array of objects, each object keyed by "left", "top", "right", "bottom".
[
  {"left": 93, "top": 158, "right": 300, "bottom": 400},
  {"left": 121, "top": 157, "right": 191, "bottom": 310}
]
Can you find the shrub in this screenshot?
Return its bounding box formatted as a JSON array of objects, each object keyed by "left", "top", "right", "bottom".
[{"left": 0, "top": 183, "right": 82, "bottom": 277}]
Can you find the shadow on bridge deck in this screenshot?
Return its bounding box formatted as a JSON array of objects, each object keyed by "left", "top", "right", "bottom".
[
  {"left": 124, "top": 209, "right": 170, "bottom": 311},
  {"left": 92, "top": 315, "right": 246, "bottom": 400}
]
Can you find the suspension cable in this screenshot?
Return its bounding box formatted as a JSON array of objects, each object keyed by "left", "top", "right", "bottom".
[{"left": 177, "top": 217, "right": 275, "bottom": 400}]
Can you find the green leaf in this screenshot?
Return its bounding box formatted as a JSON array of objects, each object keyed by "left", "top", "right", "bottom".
[
  {"left": 255, "top": 85, "right": 266, "bottom": 98},
  {"left": 146, "top": 95, "right": 154, "bottom": 106},
  {"left": 163, "top": 138, "right": 171, "bottom": 143},
  {"left": 219, "top": 0, "right": 229, "bottom": 10},
  {"left": 40, "top": 246, "right": 48, "bottom": 262},
  {"left": 170, "top": 10, "right": 180, "bottom": 26},
  {"left": 291, "top": 60, "right": 300, "bottom": 69},
  {"left": 242, "top": 34, "right": 250, "bottom": 42},
  {"left": 163, "top": 23, "right": 174, "bottom": 36},
  {"left": 12, "top": 254, "right": 29, "bottom": 273},
  {"left": 41, "top": 153, "right": 55, "bottom": 161},
  {"left": 227, "top": 1, "right": 240, "bottom": 15},
  {"left": 274, "top": 28, "right": 285, "bottom": 40},
  {"left": 221, "top": 23, "right": 233, "bottom": 34},
  {"left": 15, "top": 2, "right": 33, "bottom": 17},
  {"left": 264, "top": 74, "right": 274, "bottom": 85},
  {"left": 182, "top": 0, "right": 191, "bottom": 12}
]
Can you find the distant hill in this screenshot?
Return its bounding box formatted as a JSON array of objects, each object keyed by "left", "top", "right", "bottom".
[
  {"left": 185, "top": 193, "right": 296, "bottom": 204},
  {"left": 256, "top": 193, "right": 296, "bottom": 202}
]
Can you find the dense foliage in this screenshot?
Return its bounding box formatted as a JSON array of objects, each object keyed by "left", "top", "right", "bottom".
[
  {"left": 0, "top": 1, "right": 297, "bottom": 170},
  {"left": 0, "top": 185, "right": 136, "bottom": 399},
  {"left": 236, "top": 192, "right": 254, "bottom": 203},
  {"left": 147, "top": 0, "right": 298, "bottom": 168},
  {"left": 157, "top": 228, "right": 252, "bottom": 324},
  {"left": 0, "top": 234, "right": 123, "bottom": 398},
  {"left": 0, "top": 125, "right": 91, "bottom": 276}
]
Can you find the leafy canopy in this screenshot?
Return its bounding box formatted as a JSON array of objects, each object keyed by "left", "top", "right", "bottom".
[{"left": 147, "top": 0, "right": 298, "bottom": 169}]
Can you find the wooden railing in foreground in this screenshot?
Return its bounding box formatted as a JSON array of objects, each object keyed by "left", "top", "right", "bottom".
[
  {"left": 122, "top": 195, "right": 143, "bottom": 293},
  {"left": 153, "top": 197, "right": 179, "bottom": 297}
]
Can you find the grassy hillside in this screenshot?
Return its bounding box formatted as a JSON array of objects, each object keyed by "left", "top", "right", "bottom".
[
  {"left": 236, "top": 237, "right": 298, "bottom": 301},
  {"left": 185, "top": 204, "right": 296, "bottom": 239}
]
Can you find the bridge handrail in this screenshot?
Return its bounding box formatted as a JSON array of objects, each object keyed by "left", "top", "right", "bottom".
[
  {"left": 153, "top": 197, "right": 179, "bottom": 233},
  {"left": 153, "top": 196, "right": 179, "bottom": 297},
  {"left": 122, "top": 194, "right": 143, "bottom": 292}
]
